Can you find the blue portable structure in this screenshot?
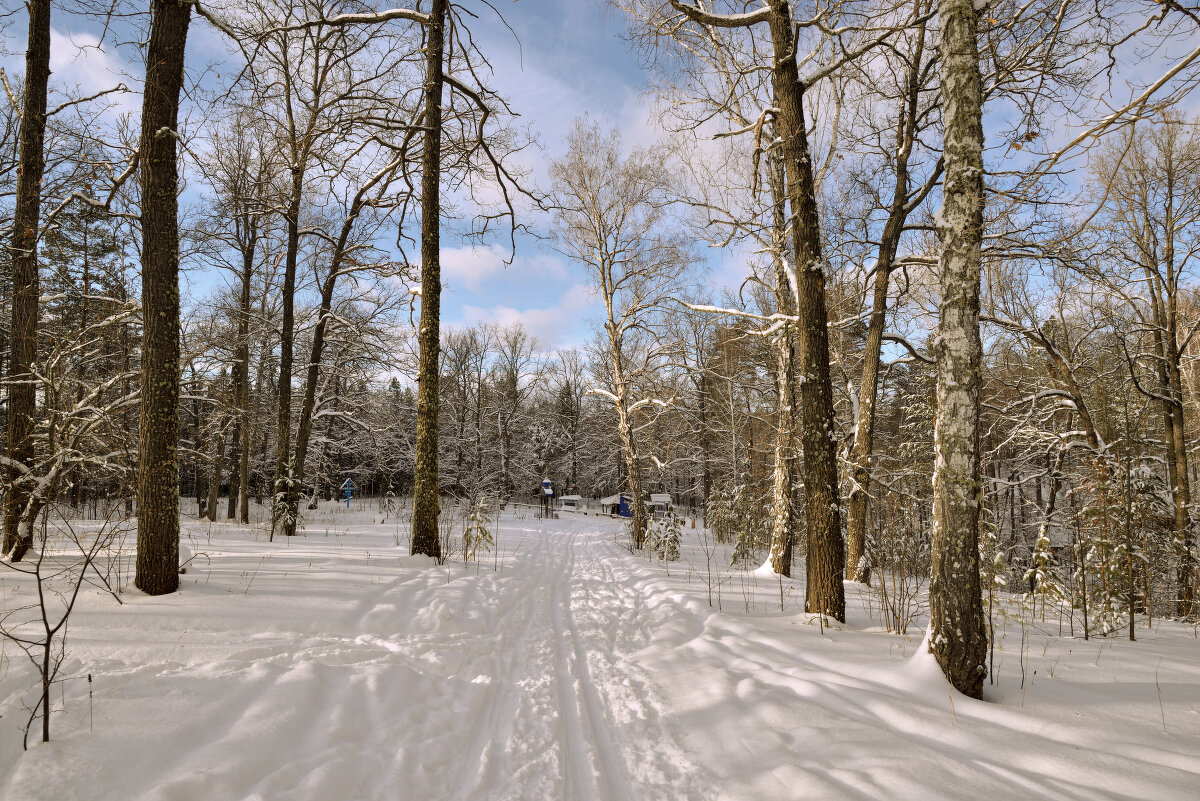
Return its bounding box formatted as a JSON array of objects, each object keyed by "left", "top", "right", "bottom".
[
  {"left": 599, "top": 493, "right": 633, "bottom": 517},
  {"left": 618, "top": 495, "right": 632, "bottom": 517}
]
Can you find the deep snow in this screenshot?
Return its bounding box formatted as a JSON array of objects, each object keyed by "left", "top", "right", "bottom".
[{"left": 0, "top": 503, "right": 1197, "bottom": 801}]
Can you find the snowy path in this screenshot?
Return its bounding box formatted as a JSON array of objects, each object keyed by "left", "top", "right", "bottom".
[
  {"left": 0, "top": 515, "right": 713, "bottom": 801},
  {"left": 1, "top": 509, "right": 1198, "bottom": 801}
]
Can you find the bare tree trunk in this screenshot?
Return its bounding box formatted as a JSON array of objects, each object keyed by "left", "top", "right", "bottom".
[
  {"left": 767, "top": 145, "right": 798, "bottom": 577},
  {"left": 767, "top": 326, "right": 797, "bottom": 576},
  {"left": 928, "top": 0, "right": 988, "bottom": 698},
  {"left": 844, "top": 11, "right": 930, "bottom": 581},
  {"left": 1159, "top": 297, "right": 1194, "bottom": 617},
  {"left": 231, "top": 240, "right": 253, "bottom": 522},
  {"left": 411, "top": 0, "right": 448, "bottom": 559},
  {"left": 3, "top": 0, "right": 50, "bottom": 560},
  {"left": 272, "top": 168, "right": 303, "bottom": 536},
  {"left": 615, "top": 396, "right": 649, "bottom": 548},
  {"left": 287, "top": 269, "right": 341, "bottom": 531},
  {"left": 226, "top": 421, "right": 240, "bottom": 519},
  {"left": 766, "top": 0, "right": 845, "bottom": 620},
  {"left": 699, "top": 371, "right": 711, "bottom": 524},
  {"left": 206, "top": 425, "right": 226, "bottom": 522},
  {"left": 135, "top": 0, "right": 191, "bottom": 596},
  {"left": 1168, "top": 382, "right": 1194, "bottom": 617}
]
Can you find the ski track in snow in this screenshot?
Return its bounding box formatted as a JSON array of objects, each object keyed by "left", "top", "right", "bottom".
[
  {"left": 0, "top": 515, "right": 714, "bottom": 801},
  {"left": 0, "top": 510, "right": 1197, "bottom": 801}
]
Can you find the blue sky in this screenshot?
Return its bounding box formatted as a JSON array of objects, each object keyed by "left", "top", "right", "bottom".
[
  {"left": 431, "top": 0, "right": 661, "bottom": 349},
  {"left": 4, "top": 1, "right": 672, "bottom": 350},
  {"left": 17, "top": 1, "right": 1199, "bottom": 353}
]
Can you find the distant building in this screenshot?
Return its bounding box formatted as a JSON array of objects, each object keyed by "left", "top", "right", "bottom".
[{"left": 599, "top": 493, "right": 633, "bottom": 517}]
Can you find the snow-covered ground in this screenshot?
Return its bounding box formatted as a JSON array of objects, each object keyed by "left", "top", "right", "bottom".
[{"left": 0, "top": 503, "right": 1197, "bottom": 800}]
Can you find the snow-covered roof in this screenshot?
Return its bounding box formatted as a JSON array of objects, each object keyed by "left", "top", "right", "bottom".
[
  {"left": 649, "top": 493, "right": 671, "bottom": 505},
  {"left": 560, "top": 495, "right": 583, "bottom": 501},
  {"left": 599, "top": 494, "right": 625, "bottom": 506}
]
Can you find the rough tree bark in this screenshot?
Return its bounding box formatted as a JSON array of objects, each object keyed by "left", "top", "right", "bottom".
[
  {"left": 271, "top": 162, "right": 303, "bottom": 536},
  {"left": 135, "top": 0, "right": 192, "bottom": 596},
  {"left": 667, "top": 0, "right": 845, "bottom": 618},
  {"left": 764, "top": 0, "right": 845, "bottom": 620},
  {"left": 3, "top": 0, "right": 51, "bottom": 561},
  {"left": 410, "top": 0, "right": 448, "bottom": 559},
  {"left": 928, "top": 0, "right": 988, "bottom": 698}
]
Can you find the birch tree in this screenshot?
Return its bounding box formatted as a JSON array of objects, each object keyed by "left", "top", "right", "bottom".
[
  {"left": 549, "top": 120, "right": 691, "bottom": 550},
  {"left": 928, "top": 0, "right": 988, "bottom": 697}
]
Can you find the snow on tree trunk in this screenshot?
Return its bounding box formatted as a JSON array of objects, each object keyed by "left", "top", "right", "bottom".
[
  {"left": 766, "top": 0, "right": 845, "bottom": 621},
  {"left": 135, "top": 0, "right": 191, "bottom": 596},
  {"left": 2, "top": 0, "right": 50, "bottom": 560},
  {"left": 767, "top": 145, "right": 797, "bottom": 578},
  {"left": 929, "top": 0, "right": 988, "bottom": 698},
  {"left": 411, "top": 0, "right": 448, "bottom": 560}
]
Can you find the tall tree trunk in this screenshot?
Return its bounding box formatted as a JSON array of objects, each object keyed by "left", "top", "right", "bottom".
[
  {"left": 766, "top": 0, "right": 845, "bottom": 620},
  {"left": 411, "top": 0, "right": 448, "bottom": 559},
  {"left": 929, "top": 0, "right": 988, "bottom": 698},
  {"left": 226, "top": 420, "right": 240, "bottom": 519},
  {"left": 615, "top": 397, "right": 649, "bottom": 549},
  {"left": 72, "top": 232, "right": 94, "bottom": 511},
  {"left": 272, "top": 166, "right": 303, "bottom": 536},
  {"left": 1157, "top": 264, "right": 1195, "bottom": 617},
  {"left": 230, "top": 236, "right": 253, "bottom": 522},
  {"left": 2, "top": 0, "right": 51, "bottom": 560},
  {"left": 135, "top": 0, "right": 191, "bottom": 596},
  {"left": 844, "top": 10, "right": 930, "bottom": 582},
  {"left": 1168, "top": 380, "right": 1194, "bottom": 617},
  {"left": 767, "top": 144, "right": 798, "bottom": 577},
  {"left": 286, "top": 208, "right": 365, "bottom": 534},
  {"left": 121, "top": 286, "right": 135, "bottom": 517},
  {"left": 191, "top": 373, "right": 204, "bottom": 513},
  {"left": 698, "top": 370, "right": 711, "bottom": 524},
  {"left": 206, "top": 424, "right": 226, "bottom": 522}
]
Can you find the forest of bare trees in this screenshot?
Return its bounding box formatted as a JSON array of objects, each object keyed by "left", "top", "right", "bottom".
[{"left": 2, "top": 0, "right": 1200, "bottom": 700}]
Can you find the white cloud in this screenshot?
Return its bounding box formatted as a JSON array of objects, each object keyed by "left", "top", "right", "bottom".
[
  {"left": 441, "top": 245, "right": 508, "bottom": 291},
  {"left": 441, "top": 245, "right": 568, "bottom": 293},
  {"left": 460, "top": 282, "right": 597, "bottom": 349},
  {"left": 48, "top": 28, "right": 136, "bottom": 113}
]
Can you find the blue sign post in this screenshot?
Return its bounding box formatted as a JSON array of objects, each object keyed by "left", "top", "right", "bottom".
[
  {"left": 341, "top": 478, "right": 357, "bottom": 508},
  {"left": 541, "top": 478, "right": 553, "bottom": 518}
]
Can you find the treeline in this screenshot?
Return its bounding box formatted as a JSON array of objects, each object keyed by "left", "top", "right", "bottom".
[{"left": 2, "top": 1, "right": 1200, "bottom": 699}]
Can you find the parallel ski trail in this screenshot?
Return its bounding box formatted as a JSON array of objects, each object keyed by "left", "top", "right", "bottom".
[
  {"left": 558, "top": 530, "right": 638, "bottom": 801},
  {"left": 550, "top": 529, "right": 597, "bottom": 801},
  {"left": 0, "top": 516, "right": 716, "bottom": 801}
]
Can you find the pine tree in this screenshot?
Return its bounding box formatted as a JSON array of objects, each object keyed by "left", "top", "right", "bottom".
[{"left": 1023, "top": 527, "right": 1068, "bottom": 621}]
